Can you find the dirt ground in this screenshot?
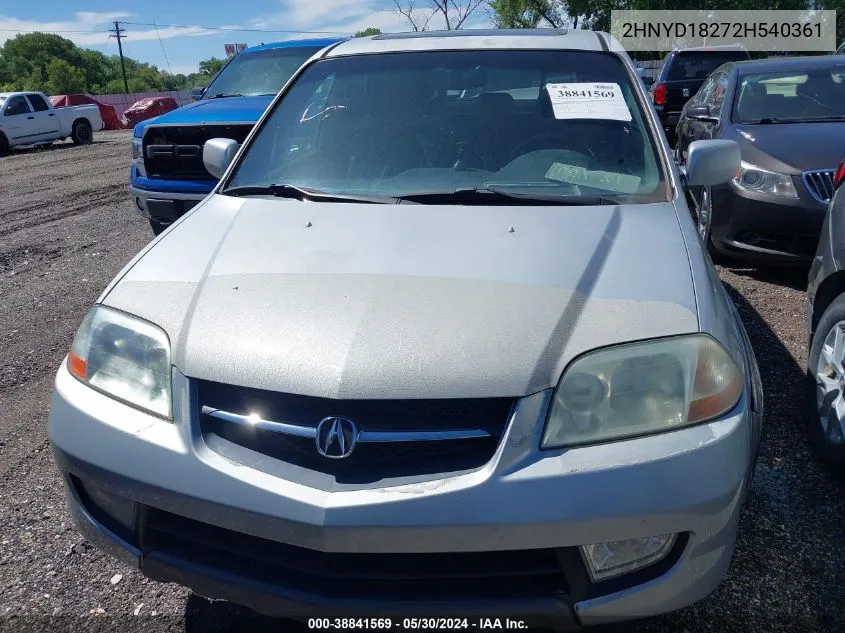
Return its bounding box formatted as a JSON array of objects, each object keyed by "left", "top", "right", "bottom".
[{"left": 0, "top": 131, "right": 843, "bottom": 633}]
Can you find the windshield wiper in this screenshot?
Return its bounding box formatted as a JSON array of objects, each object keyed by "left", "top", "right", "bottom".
[
  {"left": 223, "top": 183, "right": 397, "bottom": 204},
  {"left": 746, "top": 117, "right": 798, "bottom": 124},
  {"left": 785, "top": 115, "right": 845, "bottom": 123},
  {"left": 745, "top": 116, "right": 845, "bottom": 124},
  {"left": 397, "top": 186, "right": 620, "bottom": 206},
  {"left": 207, "top": 92, "right": 244, "bottom": 99}
]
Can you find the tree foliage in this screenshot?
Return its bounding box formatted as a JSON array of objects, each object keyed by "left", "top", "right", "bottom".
[
  {"left": 45, "top": 59, "right": 87, "bottom": 94},
  {"left": 0, "top": 32, "right": 222, "bottom": 95},
  {"left": 490, "top": 0, "right": 835, "bottom": 35},
  {"left": 199, "top": 57, "right": 226, "bottom": 76},
  {"left": 354, "top": 27, "right": 384, "bottom": 37}
]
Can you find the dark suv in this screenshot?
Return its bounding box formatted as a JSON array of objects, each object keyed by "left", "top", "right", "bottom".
[{"left": 651, "top": 46, "right": 751, "bottom": 145}]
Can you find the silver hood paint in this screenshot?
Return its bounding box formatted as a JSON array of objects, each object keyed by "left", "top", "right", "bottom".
[{"left": 104, "top": 195, "right": 698, "bottom": 399}]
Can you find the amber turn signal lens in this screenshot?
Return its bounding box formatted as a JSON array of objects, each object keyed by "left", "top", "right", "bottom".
[
  {"left": 67, "top": 352, "right": 87, "bottom": 381},
  {"left": 687, "top": 372, "right": 743, "bottom": 422}
]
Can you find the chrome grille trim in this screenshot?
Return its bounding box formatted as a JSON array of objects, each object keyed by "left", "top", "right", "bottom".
[
  {"left": 803, "top": 169, "right": 835, "bottom": 204},
  {"left": 201, "top": 406, "right": 491, "bottom": 442}
]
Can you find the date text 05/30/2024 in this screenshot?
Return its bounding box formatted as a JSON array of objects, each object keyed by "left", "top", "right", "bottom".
[{"left": 308, "top": 618, "right": 529, "bottom": 630}]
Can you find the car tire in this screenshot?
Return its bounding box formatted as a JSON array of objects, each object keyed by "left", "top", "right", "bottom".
[
  {"left": 0, "top": 134, "right": 9, "bottom": 157},
  {"left": 807, "top": 293, "right": 845, "bottom": 475},
  {"left": 149, "top": 219, "right": 169, "bottom": 236},
  {"left": 689, "top": 186, "right": 723, "bottom": 261},
  {"left": 71, "top": 120, "right": 93, "bottom": 145}
]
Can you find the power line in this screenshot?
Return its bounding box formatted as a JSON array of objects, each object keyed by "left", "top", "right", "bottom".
[{"left": 152, "top": 19, "right": 173, "bottom": 75}]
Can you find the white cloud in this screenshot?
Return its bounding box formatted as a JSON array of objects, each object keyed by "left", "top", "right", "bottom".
[
  {"left": 282, "top": 0, "right": 370, "bottom": 28},
  {"left": 261, "top": 0, "right": 492, "bottom": 36},
  {"left": 0, "top": 11, "right": 220, "bottom": 47}
]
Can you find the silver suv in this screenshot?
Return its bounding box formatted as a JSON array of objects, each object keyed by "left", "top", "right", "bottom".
[{"left": 49, "top": 29, "right": 762, "bottom": 627}]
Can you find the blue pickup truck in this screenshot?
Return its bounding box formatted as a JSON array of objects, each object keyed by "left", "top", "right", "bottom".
[{"left": 130, "top": 38, "right": 345, "bottom": 235}]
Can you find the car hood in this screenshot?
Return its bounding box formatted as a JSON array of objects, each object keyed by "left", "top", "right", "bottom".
[
  {"left": 103, "top": 196, "right": 699, "bottom": 399},
  {"left": 133, "top": 95, "right": 273, "bottom": 136},
  {"left": 729, "top": 122, "right": 845, "bottom": 173}
]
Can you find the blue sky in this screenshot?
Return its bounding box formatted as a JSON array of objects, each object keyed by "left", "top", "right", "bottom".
[{"left": 0, "top": 1, "right": 492, "bottom": 75}]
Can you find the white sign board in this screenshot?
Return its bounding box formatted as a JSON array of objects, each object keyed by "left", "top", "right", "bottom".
[{"left": 545, "top": 83, "right": 632, "bottom": 122}]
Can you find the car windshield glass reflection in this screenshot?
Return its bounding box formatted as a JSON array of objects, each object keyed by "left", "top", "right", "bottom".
[
  {"left": 666, "top": 52, "right": 745, "bottom": 81},
  {"left": 225, "top": 50, "right": 668, "bottom": 203},
  {"left": 734, "top": 68, "right": 845, "bottom": 123},
  {"left": 204, "top": 47, "right": 322, "bottom": 98}
]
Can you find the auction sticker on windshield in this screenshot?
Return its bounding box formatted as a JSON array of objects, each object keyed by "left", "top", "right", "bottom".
[{"left": 545, "top": 83, "right": 632, "bottom": 122}]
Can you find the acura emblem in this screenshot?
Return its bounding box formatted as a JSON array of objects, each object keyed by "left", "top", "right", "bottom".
[{"left": 315, "top": 417, "right": 358, "bottom": 459}]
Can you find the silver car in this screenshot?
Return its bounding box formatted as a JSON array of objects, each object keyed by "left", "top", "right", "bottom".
[{"left": 49, "top": 30, "right": 762, "bottom": 627}]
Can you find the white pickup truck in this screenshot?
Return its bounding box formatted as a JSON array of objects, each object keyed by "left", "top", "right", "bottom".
[{"left": 0, "top": 91, "right": 103, "bottom": 156}]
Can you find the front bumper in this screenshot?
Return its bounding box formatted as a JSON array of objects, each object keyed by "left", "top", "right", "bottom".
[
  {"left": 129, "top": 185, "right": 208, "bottom": 223},
  {"left": 49, "top": 364, "right": 756, "bottom": 627},
  {"left": 129, "top": 166, "right": 213, "bottom": 223},
  {"left": 709, "top": 182, "right": 827, "bottom": 263}
]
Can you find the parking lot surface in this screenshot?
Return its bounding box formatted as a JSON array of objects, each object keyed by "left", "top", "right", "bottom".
[{"left": 0, "top": 131, "right": 843, "bottom": 633}]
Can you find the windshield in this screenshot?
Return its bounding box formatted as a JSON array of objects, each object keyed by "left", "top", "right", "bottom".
[
  {"left": 226, "top": 50, "right": 668, "bottom": 203},
  {"left": 203, "top": 46, "right": 323, "bottom": 98},
  {"left": 733, "top": 67, "right": 845, "bottom": 123},
  {"left": 666, "top": 52, "right": 746, "bottom": 81}
]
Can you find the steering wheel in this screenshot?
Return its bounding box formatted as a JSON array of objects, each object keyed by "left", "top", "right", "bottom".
[
  {"left": 510, "top": 134, "right": 597, "bottom": 165},
  {"left": 372, "top": 132, "right": 431, "bottom": 180}
]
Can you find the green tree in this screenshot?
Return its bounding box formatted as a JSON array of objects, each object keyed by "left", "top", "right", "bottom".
[
  {"left": 491, "top": 0, "right": 815, "bottom": 33},
  {"left": 354, "top": 27, "right": 383, "bottom": 37},
  {"left": 79, "top": 49, "right": 116, "bottom": 93},
  {"left": 160, "top": 72, "right": 188, "bottom": 91},
  {"left": 812, "top": 0, "right": 845, "bottom": 46},
  {"left": 0, "top": 33, "right": 85, "bottom": 88},
  {"left": 199, "top": 57, "right": 226, "bottom": 77},
  {"left": 45, "top": 58, "right": 87, "bottom": 94},
  {"left": 490, "top": 0, "right": 565, "bottom": 28}
]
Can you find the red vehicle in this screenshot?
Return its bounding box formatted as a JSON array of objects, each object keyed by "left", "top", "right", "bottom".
[
  {"left": 50, "top": 94, "right": 120, "bottom": 131},
  {"left": 120, "top": 97, "right": 179, "bottom": 128}
]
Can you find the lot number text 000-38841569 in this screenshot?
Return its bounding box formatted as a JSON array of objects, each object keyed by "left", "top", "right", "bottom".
[{"left": 307, "top": 618, "right": 529, "bottom": 630}]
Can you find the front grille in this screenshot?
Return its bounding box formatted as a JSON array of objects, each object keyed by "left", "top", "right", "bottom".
[
  {"left": 143, "top": 508, "right": 569, "bottom": 601},
  {"left": 197, "top": 380, "right": 515, "bottom": 485},
  {"left": 803, "top": 169, "right": 835, "bottom": 204},
  {"left": 143, "top": 124, "right": 252, "bottom": 180}
]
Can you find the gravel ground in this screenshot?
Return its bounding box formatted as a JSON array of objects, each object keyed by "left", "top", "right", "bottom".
[{"left": 0, "top": 131, "right": 843, "bottom": 633}]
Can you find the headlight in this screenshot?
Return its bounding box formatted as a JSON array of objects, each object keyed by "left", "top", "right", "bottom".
[
  {"left": 732, "top": 161, "right": 797, "bottom": 198},
  {"left": 131, "top": 138, "right": 146, "bottom": 177},
  {"left": 67, "top": 306, "right": 171, "bottom": 418},
  {"left": 541, "top": 334, "right": 742, "bottom": 449}
]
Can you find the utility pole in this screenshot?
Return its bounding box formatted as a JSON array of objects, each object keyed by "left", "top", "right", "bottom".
[{"left": 109, "top": 21, "right": 129, "bottom": 94}]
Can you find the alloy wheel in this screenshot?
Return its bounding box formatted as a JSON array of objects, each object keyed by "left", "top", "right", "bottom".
[
  {"left": 696, "top": 187, "right": 711, "bottom": 243},
  {"left": 815, "top": 320, "right": 845, "bottom": 445}
]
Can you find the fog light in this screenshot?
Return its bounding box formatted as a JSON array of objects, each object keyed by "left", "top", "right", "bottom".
[{"left": 579, "top": 534, "right": 677, "bottom": 582}]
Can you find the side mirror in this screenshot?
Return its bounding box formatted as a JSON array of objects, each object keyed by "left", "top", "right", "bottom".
[
  {"left": 203, "top": 138, "right": 240, "bottom": 179},
  {"left": 642, "top": 76, "right": 655, "bottom": 87},
  {"left": 191, "top": 86, "right": 206, "bottom": 101},
  {"left": 685, "top": 140, "right": 740, "bottom": 187},
  {"left": 687, "top": 104, "right": 719, "bottom": 123}
]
